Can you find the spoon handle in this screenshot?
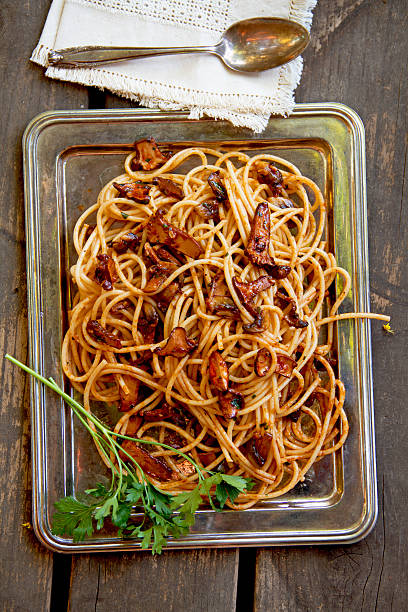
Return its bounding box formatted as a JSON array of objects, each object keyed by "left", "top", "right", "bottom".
[{"left": 48, "top": 45, "right": 215, "bottom": 68}]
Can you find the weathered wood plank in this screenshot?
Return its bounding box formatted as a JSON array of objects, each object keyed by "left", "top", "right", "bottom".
[
  {"left": 69, "top": 549, "right": 239, "bottom": 612},
  {"left": 255, "top": 0, "right": 408, "bottom": 610},
  {"left": 0, "top": 2, "right": 87, "bottom": 610}
]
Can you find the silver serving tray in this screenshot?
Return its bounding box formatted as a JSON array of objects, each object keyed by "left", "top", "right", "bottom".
[{"left": 23, "top": 103, "right": 377, "bottom": 552}]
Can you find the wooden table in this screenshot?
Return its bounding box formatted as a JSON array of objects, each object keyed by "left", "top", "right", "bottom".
[{"left": 1, "top": 1, "right": 406, "bottom": 610}]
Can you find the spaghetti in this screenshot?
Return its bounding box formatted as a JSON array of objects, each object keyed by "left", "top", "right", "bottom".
[{"left": 62, "top": 138, "right": 389, "bottom": 509}]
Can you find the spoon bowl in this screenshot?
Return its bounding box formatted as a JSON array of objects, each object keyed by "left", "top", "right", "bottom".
[
  {"left": 216, "top": 18, "right": 310, "bottom": 72},
  {"left": 48, "top": 17, "right": 310, "bottom": 73}
]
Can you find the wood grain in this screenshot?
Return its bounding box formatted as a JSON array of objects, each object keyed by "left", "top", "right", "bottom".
[
  {"left": 69, "top": 549, "right": 239, "bottom": 612},
  {"left": 0, "top": 2, "right": 87, "bottom": 611},
  {"left": 0, "top": 1, "right": 406, "bottom": 611},
  {"left": 255, "top": 1, "right": 408, "bottom": 610}
]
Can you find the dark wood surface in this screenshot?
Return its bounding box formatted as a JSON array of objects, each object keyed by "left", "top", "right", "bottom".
[{"left": 1, "top": 1, "right": 406, "bottom": 610}]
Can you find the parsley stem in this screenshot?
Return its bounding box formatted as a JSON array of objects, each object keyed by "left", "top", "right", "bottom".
[{"left": 6, "top": 354, "right": 204, "bottom": 479}]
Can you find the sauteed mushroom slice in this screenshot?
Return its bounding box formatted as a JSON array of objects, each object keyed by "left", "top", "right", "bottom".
[
  {"left": 86, "top": 320, "right": 122, "bottom": 349},
  {"left": 257, "top": 163, "right": 284, "bottom": 197},
  {"left": 153, "top": 176, "right": 184, "bottom": 199},
  {"left": 131, "top": 137, "right": 171, "bottom": 171},
  {"left": 113, "top": 181, "right": 151, "bottom": 204},
  {"left": 119, "top": 376, "right": 140, "bottom": 412},
  {"left": 245, "top": 202, "right": 291, "bottom": 280},
  {"left": 155, "top": 327, "right": 197, "bottom": 358},
  {"left": 275, "top": 354, "right": 296, "bottom": 378},
  {"left": 156, "top": 282, "right": 181, "bottom": 311},
  {"left": 208, "top": 171, "right": 228, "bottom": 201},
  {"left": 209, "top": 351, "right": 229, "bottom": 392},
  {"left": 144, "top": 242, "right": 178, "bottom": 275},
  {"left": 112, "top": 232, "right": 140, "bottom": 254},
  {"left": 120, "top": 440, "right": 179, "bottom": 481},
  {"left": 243, "top": 309, "right": 267, "bottom": 333},
  {"left": 218, "top": 389, "right": 244, "bottom": 420},
  {"left": 252, "top": 431, "right": 273, "bottom": 466},
  {"left": 141, "top": 402, "right": 186, "bottom": 426},
  {"left": 143, "top": 272, "right": 168, "bottom": 293},
  {"left": 146, "top": 210, "right": 203, "bottom": 259},
  {"left": 206, "top": 270, "right": 240, "bottom": 319},
  {"left": 94, "top": 253, "right": 118, "bottom": 291},
  {"left": 111, "top": 298, "right": 132, "bottom": 315},
  {"left": 254, "top": 348, "right": 272, "bottom": 377},
  {"left": 196, "top": 199, "right": 220, "bottom": 222},
  {"left": 274, "top": 290, "right": 308, "bottom": 329},
  {"left": 232, "top": 275, "right": 275, "bottom": 316},
  {"left": 137, "top": 304, "right": 159, "bottom": 344},
  {"left": 245, "top": 202, "right": 271, "bottom": 267}
]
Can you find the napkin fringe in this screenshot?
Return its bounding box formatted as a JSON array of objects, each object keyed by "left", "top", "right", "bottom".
[
  {"left": 289, "top": 0, "right": 318, "bottom": 28},
  {"left": 31, "top": 44, "right": 51, "bottom": 66},
  {"left": 32, "top": 42, "right": 301, "bottom": 132}
]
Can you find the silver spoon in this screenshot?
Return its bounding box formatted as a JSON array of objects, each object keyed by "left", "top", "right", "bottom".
[{"left": 48, "top": 18, "right": 309, "bottom": 73}]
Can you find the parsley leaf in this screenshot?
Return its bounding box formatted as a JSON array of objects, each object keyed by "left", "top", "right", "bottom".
[
  {"left": 5, "top": 354, "right": 256, "bottom": 554},
  {"left": 52, "top": 496, "right": 95, "bottom": 542}
]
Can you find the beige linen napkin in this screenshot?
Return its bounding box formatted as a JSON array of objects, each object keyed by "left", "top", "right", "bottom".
[{"left": 32, "top": 0, "right": 317, "bottom": 132}]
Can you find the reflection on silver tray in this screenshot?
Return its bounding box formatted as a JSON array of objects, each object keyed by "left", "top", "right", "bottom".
[{"left": 23, "top": 104, "right": 377, "bottom": 552}]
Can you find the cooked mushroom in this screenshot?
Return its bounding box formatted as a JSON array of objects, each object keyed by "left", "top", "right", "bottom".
[
  {"left": 111, "top": 298, "right": 132, "bottom": 315},
  {"left": 113, "top": 181, "right": 151, "bottom": 204},
  {"left": 243, "top": 309, "right": 267, "bottom": 333},
  {"left": 206, "top": 270, "right": 240, "bottom": 319},
  {"left": 156, "top": 281, "right": 182, "bottom": 311},
  {"left": 153, "top": 176, "right": 184, "bottom": 199},
  {"left": 218, "top": 389, "right": 244, "bottom": 420},
  {"left": 155, "top": 246, "right": 184, "bottom": 266},
  {"left": 94, "top": 253, "right": 117, "bottom": 291},
  {"left": 86, "top": 320, "right": 122, "bottom": 349},
  {"left": 112, "top": 232, "right": 140, "bottom": 254},
  {"left": 257, "top": 163, "right": 284, "bottom": 197},
  {"left": 252, "top": 431, "right": 273, "bottom": 465},
  {"left": 119, "top": 376, "right": 140, "bottom": 412},
  {"left": 120, "top": 440, "right": 179, "bottom": 481},
  {"left": 141, "top": 401, "right": 187, "bottom": 426},
  {"left": 232, "top": 275, "right": 275, "bottom": 316},
  {"left": 144, "top": 242, "right": 178, "bottom": 275},
  {"left": 196, "top": 199, "right": 220, "bottom": 222},
  {"left": 137, "top": 304, "right": 159, "bottom": 344},
  {"left": 146, "top": 210, "right": 203, "bottom": 259},
  {"left": 143, "top": 272, "right": 168, "bottom": 293},
  {"left": 275, "top": 354, "right": 296, "bottom": 378},
  {"left": 254, "top": 348, "right": 272, "bottom": 377},
  {"left": 131, "top": 137, "right": 170, "bottom": 171},
  {"left": 274, "top": 290, "right": 308, "bottom": 329},
  {"left": 208, "top": 351, "right": 229, "bottom": 392},
  {"left": 245, "top": 202, "right": 291, "bottom": 280},
  {"left": 208, "top": 171, "right": 227, "bottom": 201},
  {"left": 155, "top": 327, "right": 197, "bottom": 357}
]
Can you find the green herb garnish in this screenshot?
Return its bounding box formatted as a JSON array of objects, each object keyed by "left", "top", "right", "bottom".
[
  {"left": 6, "top": 354, "right": 253, "bottom": 553},
  {"left": 121, "top": 212, "right": 129, "bottom": 219}
]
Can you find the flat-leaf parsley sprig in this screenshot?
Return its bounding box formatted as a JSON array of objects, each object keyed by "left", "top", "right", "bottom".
[{"left": 6, "top": 354, "right": 254, "bottom": 554}]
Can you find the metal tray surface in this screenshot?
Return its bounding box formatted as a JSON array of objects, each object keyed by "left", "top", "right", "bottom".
[{"left": 23, "top": 104, "right": 377, "bottom": 552}]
